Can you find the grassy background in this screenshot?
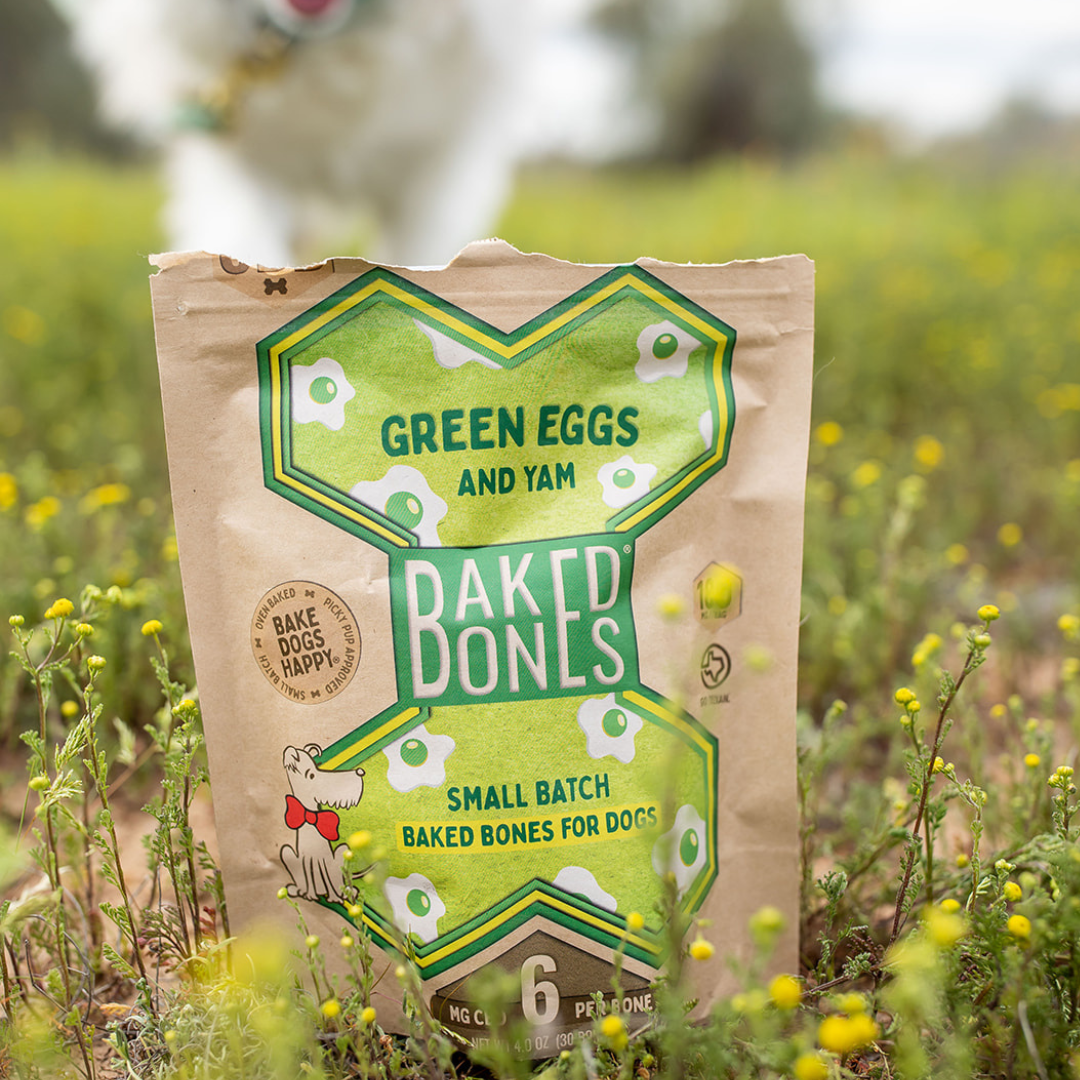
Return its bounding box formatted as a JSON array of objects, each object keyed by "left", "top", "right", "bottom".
[
  {"left": 2, "top": 148, "right": 1077, "bottom": 728},
  {"left": 3, "top": 145, "right": 1080, "bottom": 1078}
]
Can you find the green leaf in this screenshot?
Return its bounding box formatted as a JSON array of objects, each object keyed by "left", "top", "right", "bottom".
[{"left": 101, "top": 942, "right": 139, "bottom": 982}]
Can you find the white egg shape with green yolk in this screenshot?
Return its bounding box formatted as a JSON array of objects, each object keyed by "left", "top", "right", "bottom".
[
  {"left": 415, "top": 320, "right": 501, "bottom": 370},
  {"left": 651, "top": 804, "right": 707, "bottom": 897},
  {"left": 384, "top": 873, "right": 446, "bottom": 944},
  {"left": 635, "top": 320, "right": 700, "bottom": 383},
  {"left": 291, "top": 356, "right": 355, "bottom": 431},
  {"left": 349, "top": 465, "right": 448, "bottom": 546},
  {"left": 699, "top": 409, "right": 713, "bottom": 449},
  {"left": 553, "top": 866, "right": 617, "bottom": 912},
  {"left": 597, "top": 455, "right": 657, "bottom": 509},
  {"left": 383, "top": 723, "right": 456, "bottom": 793},
  {"left": 576, "top": 694, "right": 644, "bottom": 764}
]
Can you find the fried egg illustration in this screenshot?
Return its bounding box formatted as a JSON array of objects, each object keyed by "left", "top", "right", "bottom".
[
  {"left": 577, "top": 694, "right": 644, "bottom": 764},
  {"left": 651, "top": 803, "right": 707, "bottom": 897},
  {"left": 350, "top": 465, "right": 448, "bottom": 546},
  {"left": 597, "top": 455, "right": 658, "bottom": 509},
  {"left": 384, "top": 873, "right": 446, "bottom": 944},
  {"left": 415, "top": 320, "right": 501, "bottom": 370},
  {"left": 290, "top": 356, "right": 355, "bottom": 431},
  {"left": 699, "top": 409, "right": 713, "bottom": 449},
  {"left": 553, "top": 866, "right": 617, "bottom": 912},
  {"left": 383, "top": 723, "right": 456, "bottom": 793},
  {"left": 635, "top": 320, "right": 700, "bottom": 383}
]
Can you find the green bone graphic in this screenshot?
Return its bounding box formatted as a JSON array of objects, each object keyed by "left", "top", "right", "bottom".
[{"left": 257, "top": 265, "right": 735, "bottom": 974}]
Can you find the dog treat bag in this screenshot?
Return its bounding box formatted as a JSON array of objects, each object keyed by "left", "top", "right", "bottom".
[{"left": 150, "top": 241, "right": 813, "bottom": 1051}]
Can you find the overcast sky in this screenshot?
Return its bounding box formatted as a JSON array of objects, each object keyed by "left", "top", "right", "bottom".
[
  {"left": 530, "top": 0, "right": 1080, "bottom": 154},
  {"left": 816, "top": 0, "right": 1080, "bottom": 138}
]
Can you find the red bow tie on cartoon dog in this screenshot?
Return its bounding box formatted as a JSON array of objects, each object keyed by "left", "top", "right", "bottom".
[{"left": 281, "top": 744, "right": 366, "bottom": 903}]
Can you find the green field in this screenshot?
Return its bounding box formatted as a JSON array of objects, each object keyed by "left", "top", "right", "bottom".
[
  {"left": 3, "top": 147, "right": 1080, "bottom": 1078},
  {"left": 2, "top": 150, "right": 1077, "bottom": 721}
]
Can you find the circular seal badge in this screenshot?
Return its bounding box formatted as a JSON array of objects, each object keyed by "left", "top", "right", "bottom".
[{"left": 250, "top": 581, "right": 360, "bottom": 703}]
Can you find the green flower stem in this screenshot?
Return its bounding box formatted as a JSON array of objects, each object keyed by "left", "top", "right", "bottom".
[
  {"left": 889, "top": 641, "right": 981, "bottom": 948},
  {"left": 81, "top": 674, "right": 151, "bottom": 989}
]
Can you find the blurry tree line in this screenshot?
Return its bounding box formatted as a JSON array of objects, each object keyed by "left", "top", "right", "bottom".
[
  {"left": 0, "top": 0, "right": 130, "bottom": 154},
  {"left": 2, "top": 0, "right": 827, "bottom": 161},
  {"left": 593, "top": 0, "right": 828, "bottom": 160},
  {"left": 6, "top": 0, "right": 1076, "bottom": 165}
]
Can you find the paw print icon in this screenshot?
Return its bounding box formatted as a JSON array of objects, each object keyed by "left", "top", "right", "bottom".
[{"left": 699, "top": 644, "right": 731, "bottom": 689}]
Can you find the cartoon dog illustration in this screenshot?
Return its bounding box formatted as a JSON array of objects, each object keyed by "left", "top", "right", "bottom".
[{"left": 280, "top": 744, "right": 366, "bottom": 903}]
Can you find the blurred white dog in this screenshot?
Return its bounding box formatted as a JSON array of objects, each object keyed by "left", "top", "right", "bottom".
[{"left": 57, "top": 0, "right": 538, "bottom": 266}]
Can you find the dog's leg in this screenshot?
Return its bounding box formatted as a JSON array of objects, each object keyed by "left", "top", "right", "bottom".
[
  {"left": 371, "top": 105, "right": 520, "bottom": 266},
  {"left": 314, "top": 847, "right": 346, "bottom": 904},
  {"left": 375, "top": 154, "right": 513, "bottom": 266},
  {"left": 163, "top": 131, "right": 297, "bottom": 266},
  {"left": 280, "top": 841, "right": 305, "bottom": 898}
]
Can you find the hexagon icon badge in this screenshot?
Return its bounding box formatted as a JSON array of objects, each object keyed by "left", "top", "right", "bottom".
[{"left": 693, "top": 562, "right": 743, "bottom": 629}]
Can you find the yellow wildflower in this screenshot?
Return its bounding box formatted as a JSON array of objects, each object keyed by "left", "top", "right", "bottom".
[
  {"left": 3, "top": 305, "right": 46, "bottom": 345},
  {"left": 320, "top": 999, "right": 341, "bottom": 1019},
  {"left": 818, "top": 1013, "right": 878, "bottom": 1054},
  {"left": 851, "top": 460, "right": 882, "bottom": 488},
  {"left": 1024, "top": 753, "right": 1041, "bottom": 769},
  {"left": 78, "top": 482, "right": 131, "bottom": 515},
  {"left": 1003, "top": 882, "right": 1022, "bottom": 902},
  {"left": 945, "top": 543, "right": 969, "bottom": 565},
  {"left": 1007, "top": 914, "right": 1031, "bottom": 939},
  {"left": 689, "top": 936, "right": 715, "bottom": 961},
  {"left": 814, "top": 421, "right": 843, "bottom": 447},
  {"left": 25, "top": 496, "right": 60, "bottom": 530},
  {"left": 792, "top": 1052, "right": 829, "bottom": 1080},
  {"left": 997, "top": 522, "right": 1023, "bottom": 548},
  {"left": 913, "top": 435, "right": 944, "bottom": 472},
  {"left": 837, "top": 992, "right": 867, "bottom": 1015},
  {"left": 45, "top": 598, "right": 74, "bottom": 620},
  {"left": 732, "top": 990, "right": 767, "bottom": 1014},
  {"left": 141, "top": 619, "right": 163, "bottom": 637},
  {"left": 924, "top": 906, "right": 966, "bottom": 949},
  {"left": 361, "top": 1006, "right": 376, "bottom": 1024},
  {"left": 768, "top": 974, "right": 802, "bottom": 1010},
  {"left": 0, "top": 473, "right": 17, "bottom": 511},
  {"left": 600, "top": 1014, "right": 627, "bottom": 1050},
  {"left": 627, "top": 911, "right": 645, "bottom": 932},
  {"left": 749, "top": 905, "right": 785, "bottom": 942},
  {"left": 657, "top": 594, "right": 685, "bottom": 619},
  {"left": 977, "top": 604, "right": 1000, "bottom": 622}
]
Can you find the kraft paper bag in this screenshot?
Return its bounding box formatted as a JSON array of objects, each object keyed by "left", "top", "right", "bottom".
[{"left": 150, "top": 240, "right": 813, "bottom": 1052}]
